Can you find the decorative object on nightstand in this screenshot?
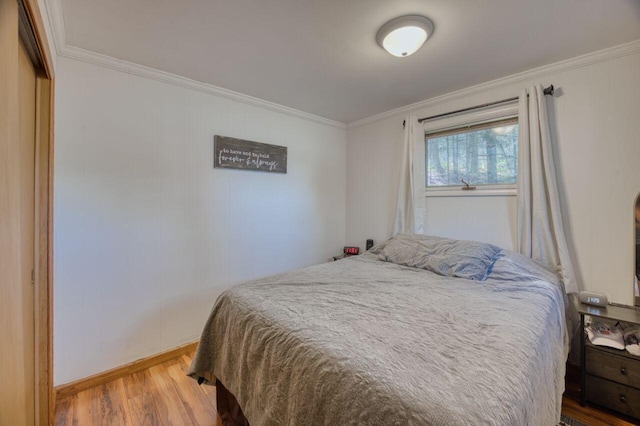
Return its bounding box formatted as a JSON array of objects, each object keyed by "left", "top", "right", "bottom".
[{"left": 579, "top": 303, "right": 640, "bottom": 420}]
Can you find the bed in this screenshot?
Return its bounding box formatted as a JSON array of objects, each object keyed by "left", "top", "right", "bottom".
[{"left": 188, "top": 234, "right": 569, "bottom": 426}]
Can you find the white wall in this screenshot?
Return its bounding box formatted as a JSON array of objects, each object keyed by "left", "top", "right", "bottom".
[
  {"left": 54, "top": 56, "right": 346, "bottom": 385},
  {"left": 346, "top": 44, "right": 640, "bottom": 305},
  {"left": 424, "top": 196, "right": 517, "bottom": 249}
]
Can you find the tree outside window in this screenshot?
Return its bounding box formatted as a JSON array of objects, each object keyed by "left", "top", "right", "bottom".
[{"left": 426, "top": 118, "right": 518, "bottom": 187}]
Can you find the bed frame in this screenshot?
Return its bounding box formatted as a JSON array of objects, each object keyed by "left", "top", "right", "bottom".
[{"left": 216, "top": 379, "right": 250, "bottom": 426}]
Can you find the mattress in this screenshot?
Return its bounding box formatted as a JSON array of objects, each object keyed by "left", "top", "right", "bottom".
[{"left": 188, "top": 250, "right": 568, "bottom": 426}]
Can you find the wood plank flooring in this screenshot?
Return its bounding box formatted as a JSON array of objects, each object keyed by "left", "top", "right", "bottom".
[
  {"left": 54, "top": 352, "right": 221, "bottom": 426},
  {"left": 55, "top": 351, "right": 637, "bottom": 425}
]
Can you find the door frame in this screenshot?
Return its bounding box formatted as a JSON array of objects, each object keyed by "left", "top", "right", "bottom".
[{"left": 19, "top": 0, "right": 55, "bottom": 424}]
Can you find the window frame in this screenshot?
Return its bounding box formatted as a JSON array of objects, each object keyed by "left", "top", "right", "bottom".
[{"left": 423, "top": 103, "right": 519, "bottom": 198}]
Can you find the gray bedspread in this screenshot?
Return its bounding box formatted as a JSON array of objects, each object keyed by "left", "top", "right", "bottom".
[{"left": 189, "top": 252, "right": 568, "bottom": 426}]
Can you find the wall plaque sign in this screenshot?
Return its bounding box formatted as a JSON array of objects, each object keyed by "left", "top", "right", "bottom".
[{"left": 214, "top": 135, "right": 287, "bottom": 174}]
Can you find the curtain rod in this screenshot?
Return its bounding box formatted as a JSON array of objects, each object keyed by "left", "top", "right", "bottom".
[{"left": 415, "top": 85, "right": 554, "bottom": 124}]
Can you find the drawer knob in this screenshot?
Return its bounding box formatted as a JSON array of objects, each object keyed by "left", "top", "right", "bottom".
[
  {"left": 620, "top": 394, "right": 627, "bottom": 404},
  {"left": 620, "top": 367, "right": 628, "bottom": 376}
]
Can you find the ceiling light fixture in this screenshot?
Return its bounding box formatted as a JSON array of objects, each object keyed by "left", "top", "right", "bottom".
[{"left": 376, "top": 15, "right": 434, "bottom": 58}]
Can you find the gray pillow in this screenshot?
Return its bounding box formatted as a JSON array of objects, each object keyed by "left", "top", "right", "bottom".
[
  {"left": 378, "top": 234, "right": 501, "bottom": 281},
  {"left": 486, "top": 249, "right": 561, "bottom": 286}
]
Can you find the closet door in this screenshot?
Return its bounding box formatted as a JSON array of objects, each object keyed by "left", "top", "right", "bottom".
[
  {"left": 19, "top": 32, "right": 38, "bottom": 425},
  {"left": 0, "top": 0, "right": 38, "bottom": 423}
]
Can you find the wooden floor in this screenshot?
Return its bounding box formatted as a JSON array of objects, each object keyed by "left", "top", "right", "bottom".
[
  {"left": 55, "top": 352, "right": 637, "bottom": 426},
  {"left": 54, "top": 351, "right": 221, "bottom": 426}
]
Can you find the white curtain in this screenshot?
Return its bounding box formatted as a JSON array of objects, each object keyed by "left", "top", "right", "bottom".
[
  {"left": 517, "top": 85, "right": 578, "bottom": 294},
  {"left": 392, "top": 116, "right": 426, "bottom": 235}
]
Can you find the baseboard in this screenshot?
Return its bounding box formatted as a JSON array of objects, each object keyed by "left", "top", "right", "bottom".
[{"left": 54, "top": 340, "right": 199, "bottom": 399}]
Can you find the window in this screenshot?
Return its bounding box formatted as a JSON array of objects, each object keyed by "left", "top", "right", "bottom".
[{"left": 426, "top": 117, "right": 518, "bottom": 189}]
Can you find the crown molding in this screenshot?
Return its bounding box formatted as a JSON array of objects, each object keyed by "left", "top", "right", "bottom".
[
  {"left": 58, "top": 46, "right": 346, "bottom": 129},
  {"left": 43, "top": 0, "right": 345, "bottom": 130},
  {"left": 346, "top": 38, "right": 640, "bottom": 130}
]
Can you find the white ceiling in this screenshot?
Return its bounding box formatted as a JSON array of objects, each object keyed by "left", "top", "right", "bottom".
[{"left": 61, "top": 0, "right": 640, "bottom": 124}]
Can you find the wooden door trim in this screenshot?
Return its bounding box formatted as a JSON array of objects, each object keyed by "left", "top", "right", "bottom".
[
  {"left": 19, "top": 0, "right": 54, "bottom": 424},
  {"left": 34, "top": 75, "right": 52, "bottom": 426},
  {"left": 20, "top": 0, "right": 54, "bottom": 79}
]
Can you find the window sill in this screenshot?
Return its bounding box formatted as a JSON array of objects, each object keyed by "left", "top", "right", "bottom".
[{"left": 425, "top": 187, "right": 517, "bottom": 197}]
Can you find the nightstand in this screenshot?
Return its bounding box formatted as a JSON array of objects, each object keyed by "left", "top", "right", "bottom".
[{"left": 579, "top": 303, "right": 640, "bottom": 420}]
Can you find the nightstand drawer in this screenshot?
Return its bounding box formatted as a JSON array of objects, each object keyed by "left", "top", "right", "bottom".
[
  {"left": 585, "top": 347, "right": 640, "bottom": 388},
  {"left": 586, "top": 375, "right": 640, "bottom": 418}
]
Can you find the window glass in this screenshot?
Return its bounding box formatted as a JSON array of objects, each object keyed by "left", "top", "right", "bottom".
[{"left": 426, "top": 118, "right": 518, "bottom": 187}]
